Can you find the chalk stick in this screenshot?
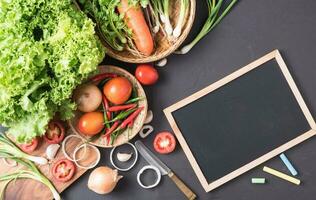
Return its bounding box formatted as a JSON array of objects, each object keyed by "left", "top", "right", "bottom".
[
  {"left": 251, "top": 178, "right": 265, "bottom": 184},
  {"left": 279, "top": 153, "right": 298, "bottom": 176},
  {"left": 263, "top": 166, "right": 300, "bottom": 185}
]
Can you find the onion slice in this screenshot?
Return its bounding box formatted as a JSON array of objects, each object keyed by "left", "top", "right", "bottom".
[
  {"left": 73, "top": 143, "right": 100, "bottom": 169},
  {"left": 62, "top": 135, "right": 87, "bottom": 162}
]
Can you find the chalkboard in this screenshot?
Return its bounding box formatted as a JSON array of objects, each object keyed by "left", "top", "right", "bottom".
[{"left": 164, "top": 50, "right": 316, "bottom": 192}]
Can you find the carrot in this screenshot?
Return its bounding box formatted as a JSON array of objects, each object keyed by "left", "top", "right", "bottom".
[{"left": 118, "top": 0, "right": 154, "bottom": 56}]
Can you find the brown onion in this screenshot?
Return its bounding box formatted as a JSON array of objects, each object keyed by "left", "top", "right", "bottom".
[
  {"left": 87, "top": 166, "right": 123, "bottom": 194},
  {"left": 73, "top": 84, "right": 102, "bottom": 112}
]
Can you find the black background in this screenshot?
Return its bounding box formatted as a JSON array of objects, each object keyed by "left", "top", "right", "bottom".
[{"left": 55, "top": 0, "right": 316, "bottom": 199}]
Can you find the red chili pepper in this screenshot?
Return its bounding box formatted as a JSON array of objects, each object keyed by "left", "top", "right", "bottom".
[
  {"left": 104, "top": 121, "right": 120, "bottom": 138},
  {"left": 108, "top": 104, "right": 137, "bottom": 112},
  {"left": 120, "top": 107, "right": 144, "bottom": 129},
  {"left": 128, "top": 119, "right": 134, "bottom": 128},
  {"left": 90, "top": 73, "right": 118, "bottom": 82},
  {"left": 102, "top": 95, "right": 111, "bottom": 120}
]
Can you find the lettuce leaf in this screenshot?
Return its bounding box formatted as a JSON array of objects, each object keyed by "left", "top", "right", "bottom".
[{"left": 0, "top": 0, "right": 105, "bottom": 143}]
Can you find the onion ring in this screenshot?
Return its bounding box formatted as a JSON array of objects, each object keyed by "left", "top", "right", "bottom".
[
  {"left": 62, "top": 135, "right": 87, "bottom": 162},
  {"left": 110, "top": 142, "right": 138, "bottom": 171},
  {"left": 73, "top": 143, "right": 100, "bottom": 169},
  {"left": 137, "top": 165, "right": 161, "bottom": 189}
]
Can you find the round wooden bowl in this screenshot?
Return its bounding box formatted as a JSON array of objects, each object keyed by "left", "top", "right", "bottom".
[
  {"left": 68, "top": 65, "right": 148, "bottom": 148},
  {"left": 100, "top": 0, "right": 196, "bottom": 63}
]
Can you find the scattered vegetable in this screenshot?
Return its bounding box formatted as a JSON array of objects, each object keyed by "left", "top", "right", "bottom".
[
  {"left": 0, "top": 0, "right": 105, "bottom": 143},
  {"left": 117, "top": 152, "right": 133, "bottom": 162},
  {"left": 139, "top": 125, "right": 154, "bottom": 138},
  {"left": 46, "top": 144, "right": 61, "bottom": 160},
  {"left": 90, "top": 73, "right": 118, "bottom": 83},
  {"left": 0, "top": 134, "right": 47, "bottom": 165},
  {"left": 62, "top": 135, "right": 87, "bottom": 162},
  {"left": 177, "top": 0, "right": 238, "bottom": 54},
  {"left": 135, "top": 64, "right": 159, "bottom": 85},
  {"left": 73, "top": 143, "right": 101, "bottom": 169},
  {"left": 77, "top": 112, "right": 105, "bottom": 136},
  {"left": 156, "top": 58, "right": 168, "bottom": 67},
  {"left": 118, "top": 0, "right": 154, "bottom": 56},
  {"left": 88, "top": 166, "right": 123, "bottom": 195},
  {"left": 108, "top": 104, "right": 137, "bottom": 112},
  {"left": 103, "top": 77, "right": 133, "bottom": 105},
  {"left": 144, "top": 110, "right": 154, "bottom": 124},
  {"left": 0, "top": 157, "right": 60, "bottom": 200},
  {"left": 44, "top": 121, "right": 65, "bottom": 144},
  {"left": 153, "top": 132, "right": 176, "bottom": 154},
  {"left": 73, "top": 84, "right": 103, "bottom": 113},
  {"left": 52, "top": 158, "right": 76, "bottom": 182},
  {"left": 18, "top": 138, "right": 39, "bottom": 154}
]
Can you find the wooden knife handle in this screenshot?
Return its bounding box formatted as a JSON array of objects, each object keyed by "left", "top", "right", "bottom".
[{"left": 168, "top": 171, "right": 197, "bottom": 200}]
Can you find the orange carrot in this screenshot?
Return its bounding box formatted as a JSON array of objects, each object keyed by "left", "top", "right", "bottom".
[{"left": 118, "top": 0, "right": 154, "bottom": 56}]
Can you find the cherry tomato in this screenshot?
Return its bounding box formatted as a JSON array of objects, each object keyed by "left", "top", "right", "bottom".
[
  {"left": 19, "top": 138, "right": 39, "bottom": 153},
  {"left": 135, "top": 64, "right": 159, "bottom": 85},
  {"left": 153, "top": 132, "right": 176, "bottom": 154},
  {"left": 44, "top": 121, "right": 65, "bottom": 144},
  {"left": 52, "top": 158, "right": 76, "bottom": 182},
  {"left": 77, "top": 112, "right": 104, "bottom": 136},
  {"left": 103, "top": 77, "right": 132, "bottom": 105}
]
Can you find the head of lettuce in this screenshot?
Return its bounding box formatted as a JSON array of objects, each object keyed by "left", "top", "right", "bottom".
[{"left": 0, "top": 0, "right": 105, "bottom": 143}]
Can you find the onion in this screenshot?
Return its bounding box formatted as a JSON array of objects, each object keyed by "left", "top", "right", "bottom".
[
  {"left": 73, "top": 84, "right": 102, "bottom": 112},
  {"left": 88, "top": 166, "right": 123, "bottom": 194}
]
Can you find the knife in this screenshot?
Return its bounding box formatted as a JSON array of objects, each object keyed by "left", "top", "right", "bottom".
[{"left": 135, "top": 140, "right": 196, "bottom": 200}]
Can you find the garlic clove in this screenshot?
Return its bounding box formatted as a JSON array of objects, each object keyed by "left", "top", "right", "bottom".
[
  {"left": 46, "top": 144, "right": 60, "bottom": 160},
  {"left": 144, "top": 110, "right": 153, "bottom": 124},
  {"left": 117, "top": 152, "right": 133, "bottom": 162},
  {"left": 156, "top": 58, "right": 167, "bottom": 67}
]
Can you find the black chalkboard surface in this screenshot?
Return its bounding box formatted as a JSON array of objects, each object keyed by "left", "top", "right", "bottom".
[{"left": 164, "top": 50, "right": 316, "bottom": 192}]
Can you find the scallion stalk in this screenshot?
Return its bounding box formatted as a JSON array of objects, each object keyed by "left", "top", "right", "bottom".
[
  {"left": 177, "top": 0, "right": 238, "bottom": 54},
  {"left": 173, "top": 0, "right": 189, "bottom": 38},
  {"left": 0, "top": 135, "right": 47, "bottom": 165},
  {"left": 162, "top": 0, "right": 173, "bottom": 35},
  {"left": 0, "top": 135, "right": 60, "bottom": 200}
]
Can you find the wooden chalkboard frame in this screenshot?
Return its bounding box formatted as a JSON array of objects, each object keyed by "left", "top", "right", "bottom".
[{"left": 164, "top": 50, "right": 316, "bottom": 192}]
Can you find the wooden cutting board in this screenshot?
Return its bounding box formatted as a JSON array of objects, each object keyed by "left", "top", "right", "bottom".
[{"left": 0, "top": 126, "right": 98, "bottom": 200}]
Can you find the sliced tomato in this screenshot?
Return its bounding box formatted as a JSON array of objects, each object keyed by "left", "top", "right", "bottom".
[
  {"left": 153, "top": 132, "right": 176, "bottom": 154},
  {"left": 52, "top": 158, "right": 76, "bottom": 182},
  {"left": 44, "top": 121, "right": 65, "bottom": 144},
  {"left": 19, "top": 138, "right": 39, "bottom": 153}
]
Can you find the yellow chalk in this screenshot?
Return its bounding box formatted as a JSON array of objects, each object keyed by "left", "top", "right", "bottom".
[{"left": 263, "top": 166, "right": 300, "bottom": 185}]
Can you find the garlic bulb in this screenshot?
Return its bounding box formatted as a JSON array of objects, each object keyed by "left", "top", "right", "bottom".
[{"left": 117, "top": 152, "right": 133, "bottom": 162}]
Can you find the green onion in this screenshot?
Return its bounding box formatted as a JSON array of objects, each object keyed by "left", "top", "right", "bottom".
[
  {"left": 162, "top": 0, "right": 173, "bottom": 35},
  {"left": 0, "top": 134, "right": 47, "bottom": 165},
  {"left": 173, "top": 0, "right": 189, "bottom": 38},
  {"left": 0, "top": 135, "right": 59, "bottom": 200},
  {"left": 177, "top": 0, "right": 238, "bottom": 54}
]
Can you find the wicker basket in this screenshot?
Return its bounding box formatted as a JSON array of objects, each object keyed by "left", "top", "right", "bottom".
[{"left": 100, "top": 0, "right": 196, "bottom": 63}]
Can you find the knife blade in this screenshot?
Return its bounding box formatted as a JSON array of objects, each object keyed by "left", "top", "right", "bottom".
[
  {"left": 135, "top": 140, "right": 197, "bottom": 200},
  {"left": 135, "top": 140, "right": 170, "bottom": 175}
]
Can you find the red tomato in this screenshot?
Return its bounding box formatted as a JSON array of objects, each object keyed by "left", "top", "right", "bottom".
[
  {"left": 135, "top": 64, "right": 159, "bottom": 85},
  {"left": 44, "top": 121, "right": 65, "bottom": 144},
  {"left": 103, "top": 77, "right": 132, "bottom": 105},
  {"left": 52, "top": 159, "right": 76, "bottom": 182},
  {"left": 19, "top": 138, "right": 39, "bottom": 153},
  {"left": 153, "top": 132, "right": 176, "bottom": 154},
  {"left": 77, "top": 112, "right": 104, "bottom": 136}
]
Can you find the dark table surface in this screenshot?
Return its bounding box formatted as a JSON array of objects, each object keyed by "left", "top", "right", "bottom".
[{"left": 62, "top": 0, "right": 316, "bottom": 199}]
